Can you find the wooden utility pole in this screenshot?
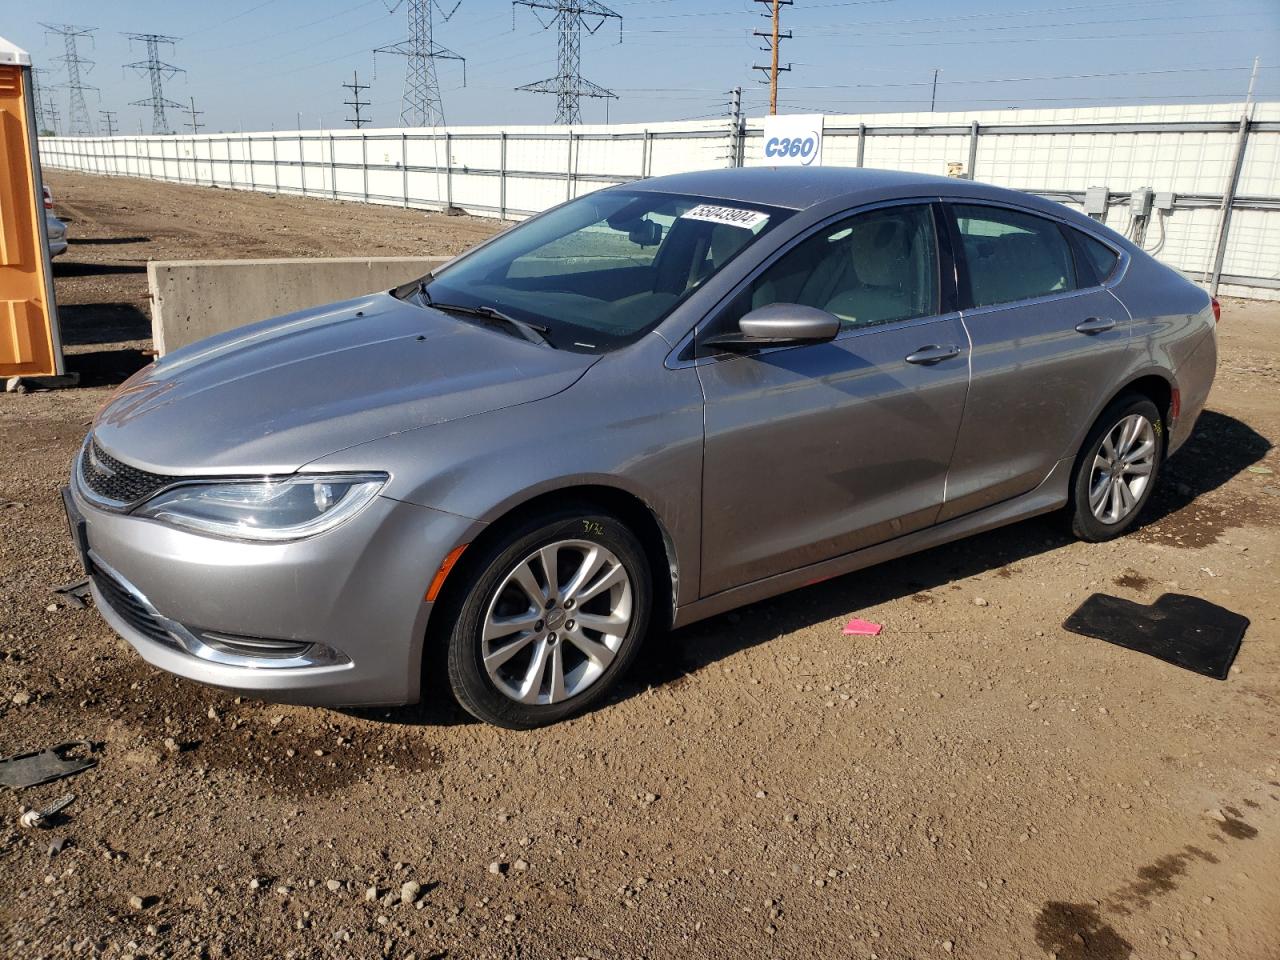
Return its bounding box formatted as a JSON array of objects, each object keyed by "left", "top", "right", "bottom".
[
  {"left": 343, "top": 71, "right": 371, "bottom": 129},
  {"left": 752, "top": 0, "right": 792, "bottom": 116}
]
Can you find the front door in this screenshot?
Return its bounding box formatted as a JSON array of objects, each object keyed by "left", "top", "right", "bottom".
[{"left": 696, "top": 203, "right": 970, "bottom": 597}]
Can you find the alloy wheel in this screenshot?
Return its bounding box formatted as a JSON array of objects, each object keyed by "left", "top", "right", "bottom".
[
  {"left": 1088, "top": 413, "right": 1157, "bottom": 525},
  {"left": 481, "top": 539, "right": 633, "bottom": 704}
]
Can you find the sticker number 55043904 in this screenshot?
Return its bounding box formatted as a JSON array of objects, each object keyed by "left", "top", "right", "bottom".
[{"left": 680, "top": 204, "right": 770, "bottom": 231}]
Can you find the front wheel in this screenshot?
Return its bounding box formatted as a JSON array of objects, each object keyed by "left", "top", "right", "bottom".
[
  {"left": 1070, "top": 393, "right": 1164, "bottom": 542},
  {"left": 445, "top": 509, "right": 652, "bottom": 728}
]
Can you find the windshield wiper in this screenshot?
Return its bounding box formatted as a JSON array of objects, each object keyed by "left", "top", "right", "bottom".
[{"left": 427, "top": 299, "right": 552, "bottom": 346}]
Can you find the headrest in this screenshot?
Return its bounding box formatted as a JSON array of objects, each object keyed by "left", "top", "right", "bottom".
[
  {"left": 708, "top": 224, "right": 750, "bottom": 268},
  {"left": 849, "top": 217, "right": 911, "bottom": 287}
]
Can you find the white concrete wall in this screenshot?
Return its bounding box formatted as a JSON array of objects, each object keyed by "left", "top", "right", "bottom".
[{"left": 38, "top": 103, "right": 1280, "bottom": 300}]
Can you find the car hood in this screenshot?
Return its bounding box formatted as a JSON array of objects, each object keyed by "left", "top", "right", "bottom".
[{"left": 92, "top": 293, "right": 598, "bottom": 474}]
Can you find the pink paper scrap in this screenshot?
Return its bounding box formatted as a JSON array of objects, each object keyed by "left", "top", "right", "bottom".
[{"left": 842, "top": 618, "right": 882, "bottom": 636}]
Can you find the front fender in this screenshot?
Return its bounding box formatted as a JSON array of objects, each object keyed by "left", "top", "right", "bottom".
[{"left": 304, "top": 342, "right": 707, "bottom": 606}]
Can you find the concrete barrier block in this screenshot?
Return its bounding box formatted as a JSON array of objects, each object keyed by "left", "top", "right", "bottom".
[{"left": 148, "top": 256, "right": 449, "bottom": 355}]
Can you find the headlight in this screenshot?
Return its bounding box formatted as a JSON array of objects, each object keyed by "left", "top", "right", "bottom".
[{"left": 134, "top": 474, "right": 387, "bottom": 542}]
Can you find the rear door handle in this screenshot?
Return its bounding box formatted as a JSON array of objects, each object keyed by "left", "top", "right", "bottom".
[
  {"left": 1075, "top": 317, "right": 1116, "bottom": 334},
  {"left": 904, "top": 344, "right": 961, "bottom": 365}
]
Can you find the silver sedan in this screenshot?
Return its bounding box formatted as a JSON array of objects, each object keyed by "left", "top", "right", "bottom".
[
  {"left": 66, "top": 167, "right": 1217, "bottom": 728},
  {"left": 45, "top": 185, "right": 68, "bottom": 258}
]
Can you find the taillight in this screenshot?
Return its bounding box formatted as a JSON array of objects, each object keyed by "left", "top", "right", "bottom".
[
  {"left": 1211, "top": 297, "right": 1221, "bottom": 323},
  {"left": 42, "top": 186, "right": 53, "bottom": 210}
]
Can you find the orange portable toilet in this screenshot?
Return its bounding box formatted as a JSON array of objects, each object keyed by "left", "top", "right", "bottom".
[{"left": 0, "top": 35, "right": 64, "bottom": 384}]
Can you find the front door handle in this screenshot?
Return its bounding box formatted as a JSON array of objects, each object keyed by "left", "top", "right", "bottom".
[
  {"left": 904, "top": 344, "right": 961, "bottom": 365},
  {"left": 1075, "top": 317, "right": 1116, "bottom": 334}
]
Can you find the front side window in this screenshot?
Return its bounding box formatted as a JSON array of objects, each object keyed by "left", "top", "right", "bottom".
[
  {"left": 951, "top": 204, "right": 1075, "bottom": 308},
  {"left": 716, "top": 203, "right": 940, "bottom": 336},
  {"left": 409, "top": 190, "right": 788, "bottom": 352}
]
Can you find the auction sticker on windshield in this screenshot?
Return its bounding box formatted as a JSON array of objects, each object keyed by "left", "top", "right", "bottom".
[{"left": 680, "top": 204, "right": 770, "bottom": 230}]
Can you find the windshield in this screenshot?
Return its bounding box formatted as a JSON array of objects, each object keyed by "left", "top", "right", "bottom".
[{"left": 406, "top": 190, "right": 791, "bottom": 352}]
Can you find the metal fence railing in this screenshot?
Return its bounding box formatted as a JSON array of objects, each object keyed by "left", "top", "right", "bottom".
[{"left": 39, "top": 104, "right": 1280, "bottom": 300}]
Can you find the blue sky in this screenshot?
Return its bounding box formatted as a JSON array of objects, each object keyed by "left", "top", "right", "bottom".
[{"left": 5, "top": 0, "right": 1278, "bottom": 133}]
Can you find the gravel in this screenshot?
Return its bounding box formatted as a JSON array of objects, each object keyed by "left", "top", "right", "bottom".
[{"left": 2, "top": 171, "right": 1276, "bottom": 960}]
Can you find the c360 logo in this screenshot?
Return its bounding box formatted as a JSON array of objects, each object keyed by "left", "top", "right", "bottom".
[{"left": 765, "top": 133, "right": 819, "bottom": 165}]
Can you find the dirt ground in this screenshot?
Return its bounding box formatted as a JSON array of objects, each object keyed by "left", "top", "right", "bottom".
[{"left": 2, "top": 171, "right": 1277, "bottom": 960}]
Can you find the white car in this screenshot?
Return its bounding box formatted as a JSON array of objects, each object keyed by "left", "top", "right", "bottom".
[{"left": 44, "top": 185, "right": 68, "bottom": 258}]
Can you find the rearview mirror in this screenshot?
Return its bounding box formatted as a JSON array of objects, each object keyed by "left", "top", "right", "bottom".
[
  {"left": 628, "top": 219, "right": 664, "bottom": 247},
  {"left": 703, "top": 303, "right": 840, "bottom": 352}
]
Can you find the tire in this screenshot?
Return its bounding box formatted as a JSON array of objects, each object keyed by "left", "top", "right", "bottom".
[
  {"left": 1070, "top": 392, "right": 1164, "bottom": 542},
  {"left": 445, "top": 507, "right": 652, "bottom": 729}
]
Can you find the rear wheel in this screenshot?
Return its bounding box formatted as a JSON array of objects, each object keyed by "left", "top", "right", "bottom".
[
  {"left": 1070, "top": 393, "right": 1163, "bottom": 542},
  {"left": 445, "top": 509, "right": 652, "bottom": 728}
]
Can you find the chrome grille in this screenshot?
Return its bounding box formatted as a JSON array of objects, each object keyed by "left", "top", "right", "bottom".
[
  {"left": 91, "top": 565, "right": 177, "bottom": 647},
  {"left": 79, "top": 437, "right": 178, "bottom": 506}
]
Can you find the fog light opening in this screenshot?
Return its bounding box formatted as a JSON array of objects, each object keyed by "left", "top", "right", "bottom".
[{"left": 196, "top": 631, "right": 315, "bottom": 660}]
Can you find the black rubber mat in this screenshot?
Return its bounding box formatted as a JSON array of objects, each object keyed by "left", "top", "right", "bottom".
[{"left": 1063, "top": 593, "right": 1248, "bottom": 680}]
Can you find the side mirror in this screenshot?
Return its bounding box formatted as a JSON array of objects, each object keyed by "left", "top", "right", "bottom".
[{"left": 703, "top": 303, "right": 841, "bottom": 352}]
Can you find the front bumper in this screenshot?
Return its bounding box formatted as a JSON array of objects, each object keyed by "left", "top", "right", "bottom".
[{"left": 69, "top": 481, "right": 477, "bottom": 706}]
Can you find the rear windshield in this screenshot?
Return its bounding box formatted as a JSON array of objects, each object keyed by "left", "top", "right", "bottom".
[{"left": 408, "top": 190, "right": 791, "bottom": 352}]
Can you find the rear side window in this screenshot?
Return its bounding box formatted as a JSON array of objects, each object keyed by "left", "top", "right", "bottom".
[
  {"left": 1067, "top": 228, "right": 1121, "bottom": 286},
  {"left": 951, "top": 204, "right": 1075, "bottom": 308}
]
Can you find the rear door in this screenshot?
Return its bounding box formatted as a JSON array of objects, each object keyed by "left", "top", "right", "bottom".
[
  {"left": 938, "top": 202, "right": 1131, "bottom": 521},
  {"left": 695, "top": 202, "right": 970, "bottom": 596}
]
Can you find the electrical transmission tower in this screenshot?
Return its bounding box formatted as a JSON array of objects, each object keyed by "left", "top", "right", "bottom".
[
  {"left": 124, "top": 33, "right": 185, "bottom": 135},
  {"left": 41, "top": 23, "right": 98, "bottom": 135},
  {"left": 752, "top": 0, "right": 792, "bottom": 116},
  {"left": 31, "top": 67, "right": 55, "bottom": 134},
  {"left": 100, "top": 110, "right": 118, "bottom": 137},
  {"left": 374, "top": 1, "right": 465, "bottom": 128},
  {"left": 343, "top": 71, "right": 371, "bottom": 128},
  {"left": 184, "top": 97, "right": 204, "bottom": 134},
  {"left": 514, "top": 1, "right": 622, "bottom": 125}
]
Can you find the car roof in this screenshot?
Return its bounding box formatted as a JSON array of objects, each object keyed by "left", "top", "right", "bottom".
[{"left": 627, "top": 165, "right": 1056, "bottom": 215}]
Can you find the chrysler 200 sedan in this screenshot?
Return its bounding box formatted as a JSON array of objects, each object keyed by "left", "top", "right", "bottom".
[{"left": 65, "top": 167, "right": 1218, "bottom": 728}]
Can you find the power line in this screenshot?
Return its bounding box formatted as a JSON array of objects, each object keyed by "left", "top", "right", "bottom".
[
  {"left": 800, "top": 8, "right": 1277, "bottom": 38},
  {"left": 788, "top": 0, "right": 1217, "bottom": 26},
  {"left": 189, "top": 0, "right": 385, "bottom": 54},
  {"left": 41, "top": 22, "right": 98, "bottom": 136},
  {"left": 99, "top": 109, "right": 118, "bottom": 136},
  {"left": 124, "top": 33, "right": 186, "bottom": 135},
  {"left": 513, "top": 1, "right": 623, "bottom": 125},
  {"left": 343, "top": 70, "right": 372, "bottom": 128},
  {"left": 779, "top": 91, "right": 1276, "bottom": 113},
  {"left": 375, "top": 0, "right": 465, "bottom": 127},
  {"left": 184, "top": 0, "right": 287, "bottom": 39},
  {"left": 786, "top": 64, "right": 1268, "bottom": 91},
  {"left": 184, "top": 97, "right": 204, "bottom": 133},
  {"left": 752, "top": 0, "right": 792, "bottom": 116},
  {"left": 800, "top": 26, "right": 1272, "bottom": 50}
]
